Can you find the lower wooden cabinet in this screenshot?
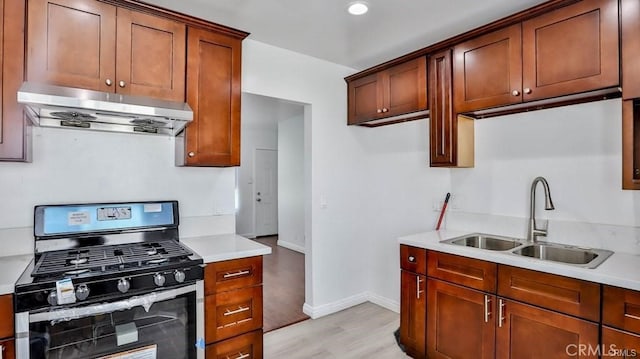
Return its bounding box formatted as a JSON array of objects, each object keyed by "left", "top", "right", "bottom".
[
  {"left": 205, "top": 286, "right": 263, "bottom": 343},
  {"left": 496, "top": 298, "right": 599, "bottom": 359},
  {"left": 0, "top": 338, "right": 14, "bottom": 359},
  {"left": 399, "top": 270, "right": 426, "bottom": 358},
  {"left": 427, "top": 278, "right": 494, "bottom": 359},
  {"left": 206, "top": 330, "right": 263, "bottom": 359},
  {"left": 602, "top": 327, "right": 640, "bottom": 358}
]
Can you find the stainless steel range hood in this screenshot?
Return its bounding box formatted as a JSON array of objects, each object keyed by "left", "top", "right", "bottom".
[{"left": 17, "top": 82, "right": 193, "bottom": 136}]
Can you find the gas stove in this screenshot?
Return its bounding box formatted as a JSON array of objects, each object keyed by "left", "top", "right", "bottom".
[{"left": 14, "top": 201, "right": 204, "bottom": 313}]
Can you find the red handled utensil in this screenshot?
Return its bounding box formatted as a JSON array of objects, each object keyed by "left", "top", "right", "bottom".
[{"left": 435, "top": 192, "right": 451, "bottom": 230}]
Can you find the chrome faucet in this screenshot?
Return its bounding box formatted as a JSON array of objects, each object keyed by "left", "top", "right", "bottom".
[{"left": 528, "top": 176, "right": 555, "bottom": 242}]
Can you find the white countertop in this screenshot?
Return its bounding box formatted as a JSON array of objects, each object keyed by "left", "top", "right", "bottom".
[
  {"left": 399, "top": 229, "right": 640, "bottom": 291},
  {"left": 0, "top": 254, "right": 33, "bottom": 295},
  {"left": 181, "top": 233, "right": 271, "bottom": 263}
]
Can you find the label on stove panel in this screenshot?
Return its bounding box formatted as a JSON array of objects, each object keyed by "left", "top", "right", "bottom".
[
  {"left": 143, "top": 203, "right": 162, "bottom": 213},
  {"left": 97, "top": 344, "right": 157, "bottom": 359},
  {"left": 56, "top": 278, "right": 76, "bottom": 305},
  {"left": 67, "top": 211, "right": 91, "bottom": 226}
]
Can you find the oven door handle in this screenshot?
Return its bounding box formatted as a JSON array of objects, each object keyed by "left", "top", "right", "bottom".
[{"left": 28, "top": 284, "right": 196, "bottom": 324}]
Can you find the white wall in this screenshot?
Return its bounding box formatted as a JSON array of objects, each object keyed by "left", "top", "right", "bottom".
[
  {"left": 0, "top": 127, "right": 236, "bottom": 256},
  {"left": 236, "top": 94, "right": 279, "bottom": 237},
  {"left": 277, "top": 115, "right": 305, "bottom": 252}
]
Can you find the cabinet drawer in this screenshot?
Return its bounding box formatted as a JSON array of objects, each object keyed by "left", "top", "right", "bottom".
[
  {"left": 0, "top": 338, "right": 15, "bottom": 359},
  {"left": 603, "top": 285, "right": 640, "bottom": 334},
  {"left": 400, "top": 245, "right": 427, "bottom": 275},
  {"left": 602, "top": 326, "right": 640, "bottom": 356},
  {"left": 206, "top": 329, "right": 263, "bottom": 359},
  {"left": 205, "top": 256, "right": 263, "bottom": 295},
  {"left": 205, "top": 286, "right": 263, "bottom": 343},
  {"left": 497, "top": 265, "right": 600, "bottom": 322},
  {"left": 0, "top": 295, "right": 13, "bottom": 339},
  {"left": 427, "top": 251, "right": 496, "bottom": 292}
]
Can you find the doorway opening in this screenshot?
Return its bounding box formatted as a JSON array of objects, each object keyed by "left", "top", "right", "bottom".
[{"left": 235, "top": 93, "right": 309, "bottom": 331}]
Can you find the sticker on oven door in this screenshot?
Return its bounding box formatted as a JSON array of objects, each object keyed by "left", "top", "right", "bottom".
[
  {"left": 67, "top": 211, "right": 91, "bottom": 226},
  {"left": 55, "top": 278, "right": 76, "bottom": 305},
  {"left": 143, "top": 203, "right": 162, "bottom": 213},
  {"left": 97, "top": 344, "right": 157, "bottom": 359}
]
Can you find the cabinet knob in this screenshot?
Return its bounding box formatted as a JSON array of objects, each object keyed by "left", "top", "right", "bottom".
[
  {"left": 512, "top": 90, "right": 520, "bottom": 96},
  {"left": 382, "top": 108, "right": 388, "bottom": 113},
  {"left": 635, "top": 168, "right": 640, "bottom": 176},
  {"left": 524, "top": 88, "right": 532, "bottom": 94},
  {"left": 408, "top": 255, "right": 416, "bottom": 263},
  {"left": 105, "top": 79, "right": 113, "bottom": 86},
  {"left": 377, "top": 109, "right": 382, "bottom": 114},
  {"left": 188, "top": 151, "right": 195, "bottom": 157},
  {"left": 119, "top": 80, "right": 126, "bottom": 88}
]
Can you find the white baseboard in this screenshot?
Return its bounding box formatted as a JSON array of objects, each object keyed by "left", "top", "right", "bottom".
[
  {"left": 302, "top": 292, "right": 399, "bottom": 319},
  {"left": 277, "top": 240, "right": 305, "bottom": 253}
]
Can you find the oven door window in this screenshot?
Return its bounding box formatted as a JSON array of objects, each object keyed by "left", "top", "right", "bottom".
[{"left": 28, "top": 291, "right": 195, "bottom": 359}]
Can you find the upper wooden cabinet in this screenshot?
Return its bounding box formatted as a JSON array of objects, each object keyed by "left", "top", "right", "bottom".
[
  {"left": 454, "top": 0, "right": 619, "bottom": 113},
  {"left": 347, "top": 57, "right": 427, "bottom": 126},
  {"left": 177, "top": 27, "right": 242, "bottom": 167},
  {"left": 27, "top": 0, "right": 186, "bottom": 102},
  {"left": 622, "top": 0, "right": 640, "bottom": 100},
  {"left": 0, "top": 0, "right": 29, "bottom": 162}
]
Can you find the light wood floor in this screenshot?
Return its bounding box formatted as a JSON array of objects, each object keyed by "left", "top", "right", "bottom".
[
  {"left": 253, "top": 236, "right": 309, "bottom": 332},
  {"left": 264, "top": 302, "right": 410, "bottom": 358}
]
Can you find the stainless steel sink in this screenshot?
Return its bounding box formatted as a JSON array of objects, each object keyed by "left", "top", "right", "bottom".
[
  {"left": 443, "top": 233, "right": 525, "bottom": 251},
  {"left": 512, "top": 242, "right": 613, "bottom": 269}
]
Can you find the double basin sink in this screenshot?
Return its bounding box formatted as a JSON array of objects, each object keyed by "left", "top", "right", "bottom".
[{"left": 442, "top": 233, "right": 613, "bottom": 269}]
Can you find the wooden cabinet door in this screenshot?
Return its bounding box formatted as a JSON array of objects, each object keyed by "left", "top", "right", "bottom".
[
  {"left": 347, "top": 72, "right": 382, "bottom": 125},
  {"left": 521, "top": 0, "right": 619, "bottom": 102},
  {"left": 622, "top": 100, "right": 640, "bottom": 189},
  {"left": 184, "top": 27, "right": 241, "bottom": 166},
  {"left": 27, "top": 0, "right": 116, "bottom": 92},
  {"left": 0, "top": 294, "right": 13, "bottom": 339},
  {"left": 0, "top": 0, "right": 29, "bottom": 161},
  {"left": 427, "top": 278, "right": 495, "bottom": 359},
  {"left": 602, "top": 327, "right": 640, "bottom": 358},
  {"left": 495, "top": 298, "right": 598, "bottom": 359},
  {"left": 116, "top": 9, "right": 186, "bottom": 101},
  {"left": 206, "top": 329, "right": 263, "bottom": 359},
  {"left": 0, "top": 338, "right": 14, "bottom": 359},
  {"left": 429, "top": 49, "right": 455, "bottom": 167},
  {"left": 453, "top": 24, "right": 522, "bottom": 113},
  {"left": 205, "top": 286, "right": 263, "bottom": 343},
  {"left": 400, "top": 270, "right": 426, "bottom": 358},
  {"left": 622, "top": 0, "right": 640, "bottom": 100},
  {"left": 383, "top": 57, "right": 427, "bottom": 118}
]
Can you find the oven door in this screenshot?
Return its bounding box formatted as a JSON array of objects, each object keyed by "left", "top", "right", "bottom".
[{"left": 16, "top": 282, "right": 205, "bottom": 359}]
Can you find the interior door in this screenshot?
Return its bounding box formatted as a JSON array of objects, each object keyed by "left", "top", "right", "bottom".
[{"left": 255, "top": 149, "right": 278, "bottom": 237}]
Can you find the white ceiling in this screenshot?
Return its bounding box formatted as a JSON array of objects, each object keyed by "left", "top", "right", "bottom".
[{"left": 143, "top": 0, "right": 548, "bottom": 70}]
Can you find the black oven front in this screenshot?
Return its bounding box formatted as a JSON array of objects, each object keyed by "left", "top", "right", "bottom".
[{"left": 15, "top": 282, "right": 204, "bottom": 359}]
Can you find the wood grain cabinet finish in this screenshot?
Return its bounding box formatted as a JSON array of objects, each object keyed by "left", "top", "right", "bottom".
[
  {"left": 0, "top": 294, "right": 13, "bottom": 339},
  {"left": 27, "top": 0, "right": 186, "bottom": 102},
  {"left": 603, "top": 285, "right": 640, "bottom": 334},
  {"left": 622, "top": 100, "right": 640, "bottom": 190},
  {"left": 400, "top": 244, "right": 427, "bottom": 275},
  {"left": 453, "top": 0, "right": 618, "bottom": 114},
  {"left": 622, "top": 0, "right": 640, "bottom": 100},
  {"left": 0, "top": 338, "right": 14, "bottom": 359},
  {"left": 0, "top": 0, "right": 29, "bottom": 162},
  {"left": 347, "top": 57, "right": 427, "bottom": 125},
  {"left": 602, "top": 327, "right": 640, "bottom": 358},
  {"left": 180, "top": 27, "right": 242, "bottom": 167},
  {"left": 427, "top": 278, "right": 495, "bottom": 359},
  {"left": 400, "top": 270, "right": 426, "bottom": 358},
  {"left": 427, "top": 251, "right": 497, "bottom": 292},
  {"left": 497, "top": 265, "right": 600, "bottom": 322},
  {"left": 204, "top": 256, "right": 264, "bottom": 358},
  {"left": 495, "top": 298, "right": 599, "bottom": 359},
  {"left": 205, "top": 329, "right": 263, "bottom": 359},
  {"left": 430, "top": 49, "right": 474, "bottom": 168}
]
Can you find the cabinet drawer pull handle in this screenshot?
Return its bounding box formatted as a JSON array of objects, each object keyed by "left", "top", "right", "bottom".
[
  {"left": 484, "top": 295, "right": 491, "bottom": 323},
  {"left": 416, "top": 275, "right": 424, "bottom": 299},
  {"left": 382, "top": 108, "right": 388, "bottom": 113},
  {"left": 223, "top": 270, "right": 251, "bottom": 279},
  {"left": 224, "top": 306, "right": 250, "bottom": 316},
  {"left": 105, "top": 79, "right": 113, "bottom": 86},
  {"left": 377, "top": 109, "right": 382, "bottom": 113},
  {"left": 498, "top": 299, "right": 506, "bottom": 327},
  {"left": 524, "top": 88, "right": 532, "bottom": 94},
  {"left": 408, "top": 255, "right": 416, "bottom": 263},
  {"left": 119, "top": 80, "right": 126, "bottom": 88},
  {"left": 226, "top": 353, "right": 250, "bottom": 359},
  {"left": 188, "top": 151, "right": 196, "bottom": 158},
  {"left": 511, "top": 90, "right": 520, "bottom": 96}
]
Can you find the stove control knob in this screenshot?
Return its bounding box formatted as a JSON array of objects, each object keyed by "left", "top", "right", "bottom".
[
  {"left": 174, "top": 270, "right": 186, "bottom": 283},
  {"left": 154, "top": 273, "right": 166, "bottom": 287},
  {"left": 117, "top": 278, "right": 130, "bottom": 293},
  {"left": 47, "top": 291, "right": 58, "bottom": 306},
  {"left": 75, "top": 284, "right": 90, "bottom": 301}
]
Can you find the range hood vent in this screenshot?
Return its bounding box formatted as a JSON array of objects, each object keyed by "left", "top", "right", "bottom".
[{"left": 17, "top": 82, "right": 193, "bottom": 136}]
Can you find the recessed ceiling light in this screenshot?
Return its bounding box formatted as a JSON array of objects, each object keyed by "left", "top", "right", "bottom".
[{"left": 348, "top": 2, "right": 369, "bottom": 15}]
